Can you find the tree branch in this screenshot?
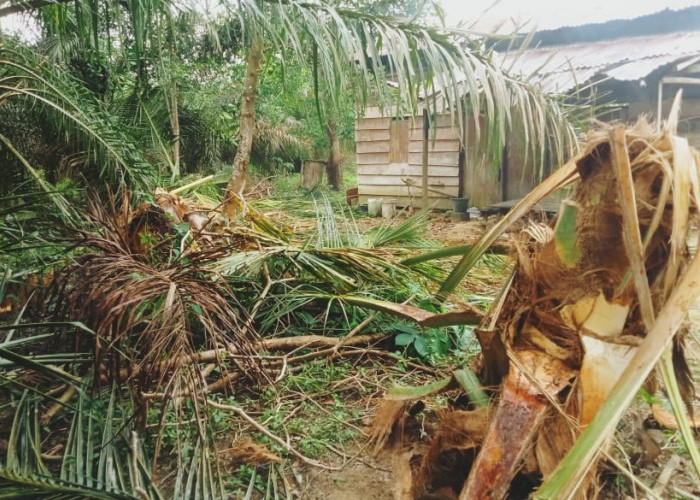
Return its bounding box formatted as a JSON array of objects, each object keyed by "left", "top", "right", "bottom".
[{"left": 0, "top": 0, "right": 73, "bottom": 18}]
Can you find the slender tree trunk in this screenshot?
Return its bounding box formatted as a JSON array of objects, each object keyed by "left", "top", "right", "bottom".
[
  {"left": 165, "top": 10, "right": 180, "bottom": 179},
  {"left": 225, "top": 32, "right": 263, "bottom": 213},
  {"left": 169, "top": 80, "right": 180, "bottom": 179},
  {"left": 325, "top": 119, "right": 343, "bottom": 189}
]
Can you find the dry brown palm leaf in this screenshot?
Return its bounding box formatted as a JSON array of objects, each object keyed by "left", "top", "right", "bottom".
[
  {"left": 56, "top": 191, "right": 263, "bottom": 428},
  {"left": 225, "top": 438, "right": 282, "bottom": 465},
  {"left": 650, "top": 403, "right": 700, "bottom": 430},
  {"left": 154, "top": 187, "right": 215, "bottom": 235}
]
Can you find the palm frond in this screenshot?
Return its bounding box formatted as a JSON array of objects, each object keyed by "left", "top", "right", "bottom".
[
  {"left": 308, "top": 193, "right": 363, "bottom": 248},
  {"left": 369, "top": 208, "right": 433, "bottom": 248},
  {"left": 58, "top": 193, "right": 262, "bottom": 397},
  {"left": 0, "top": 469, "right": 137, "bottom": 499},
  {"left": 0, "top": 388, "right": 154, "bottom": 500},
  {"left": 251, "top": 119, "right": 311, "bottom": 169},
  {"left": 0, "top": 42, "right": 157, "bottom": 190},
  {"left": 229, "top": 0, "right": 578, "bottom": 169}
]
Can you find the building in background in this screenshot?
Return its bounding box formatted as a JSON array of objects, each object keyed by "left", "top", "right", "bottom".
[{"left": 356, "top": 6, "right": 700, "bottom": 209}]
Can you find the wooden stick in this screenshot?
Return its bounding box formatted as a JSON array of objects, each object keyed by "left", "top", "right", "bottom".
[
  {"left": 333, "top": 314, "right": 377, "bottom": 355},
  {"left": 41, "top": 385, "right": 77, "bottom": 424},
  {"left": 206, "top": 399, "right": 340, "bottom": 470},
  {"left": 102, "top": 333, "right": 388, "bottom": 382},
  {"left": 169, "top": 175, "right": 215, "bottom": 195},
  {"left": 652, "top": 455, "right": 681, "bottom": 497},
  {"left": 183, "top": 333, "right": 387, "bottom": 364}
]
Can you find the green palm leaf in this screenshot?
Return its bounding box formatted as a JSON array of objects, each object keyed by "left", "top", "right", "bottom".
[
  {"left": 0, "top": 43, "right": 156, "bottom": 189},
  {"left": 228, "top": 0, "right": 578, "bottom": 168}
]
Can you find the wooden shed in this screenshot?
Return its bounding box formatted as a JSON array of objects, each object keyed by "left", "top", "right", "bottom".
[{"left": 355, "top": 107, "right": 464, "bottom": 210}]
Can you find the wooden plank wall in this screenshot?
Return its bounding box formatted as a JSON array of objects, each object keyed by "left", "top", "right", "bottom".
[
  {"left": 355, "top": 113, "right": 461, "bottom": 210},
  {"left": 462, "top": 116, "right": 502, "bottom": 208},
  {"left": 503, "top": 131, "right": 543, "bottom": 201}
]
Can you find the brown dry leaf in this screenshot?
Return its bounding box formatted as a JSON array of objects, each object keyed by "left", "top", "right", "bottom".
[
  {"left": 367, "top": 399, "right": 407, "bottom": 456},
  {"left": 227, "top": 438, "right": 282, "bottom": 465},
  {"left": 127, "top": 202, "right": 175, "bottom": 255},
  {"left": 638, "top": 428, "right": 662, "bottom": 466},
  {"left": 535, "top": 409, "right": 578, "bottom": 477},
  {"left": 154, "top": 187, "right": 190, "bottom": 222},
  {"left": 651, "top": 403, "right": 700, "bottom": 430},
  {"left": 393, "top": 449, "right": 416, "bottom": 500},
  {"left": 415, "top": 407, "right": 490, "bottom": 498}
]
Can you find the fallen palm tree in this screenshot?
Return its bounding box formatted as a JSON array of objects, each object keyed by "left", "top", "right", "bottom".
[{"left": 372, "top": 96, "right": 700, "bottom": 498}]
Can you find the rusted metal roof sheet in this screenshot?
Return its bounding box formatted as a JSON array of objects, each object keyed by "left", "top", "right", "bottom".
[{"left": 501, "top": 31, "right": 700, "bottom": 93}]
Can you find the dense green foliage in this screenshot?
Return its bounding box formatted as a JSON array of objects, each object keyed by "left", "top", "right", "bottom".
[{"left": 0, "top": 3, "right": 355, "bottom": 196}]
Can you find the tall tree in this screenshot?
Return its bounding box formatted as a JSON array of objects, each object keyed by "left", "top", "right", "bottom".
[
  {"left": 325, "top": 119, "right": 343, "bottom": 189},
  {"left": 161, "top": 6, "right": 182, "bottom": 179},
  {"left": 224, "top": 30, "right": 263, "bottom": 209}
]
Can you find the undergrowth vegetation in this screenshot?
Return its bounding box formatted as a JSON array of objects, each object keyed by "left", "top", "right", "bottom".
[{"left": 0, "top": 171, "right": 494, "bottom": 498}]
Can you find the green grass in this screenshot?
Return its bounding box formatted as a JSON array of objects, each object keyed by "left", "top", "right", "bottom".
[
  {"left": 242, "top": 359, "right": 366, "bottom": 459},
  {"left": 256, "top": 161, "right": 358, "bottom": 205}
]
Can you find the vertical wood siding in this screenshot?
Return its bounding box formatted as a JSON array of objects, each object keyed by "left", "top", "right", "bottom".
[{"left": 355, "top": 113, "right": 461, "bottom": 209}]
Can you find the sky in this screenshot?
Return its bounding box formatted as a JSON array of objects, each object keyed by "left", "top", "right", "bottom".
[
  {"left": 3, "top": 0, "right": 700, "bottom": 39},
  {"left": 440, "top": 0, "right": 700, "bottom": 33}
]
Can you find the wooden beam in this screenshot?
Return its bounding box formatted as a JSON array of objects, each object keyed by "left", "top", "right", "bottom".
[{"left": 422, "top": 109, "right": 429, "bottom": 207}]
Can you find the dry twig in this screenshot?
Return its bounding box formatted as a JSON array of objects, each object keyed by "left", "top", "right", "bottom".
[{"left": 206, "top": 399, "right": 341, "bottom": 471}]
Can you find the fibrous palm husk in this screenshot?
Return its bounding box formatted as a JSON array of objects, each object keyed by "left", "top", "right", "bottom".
[
  {"left": 458, "top": 115, "right": 699, "bottom": 498},
  {"left": 367, "top": 110, "right": 700, "bottom": 498}
]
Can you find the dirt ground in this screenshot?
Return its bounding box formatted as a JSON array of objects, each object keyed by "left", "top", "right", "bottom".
[{"left": 299, "top": 452, "right": 394, "bottom": 500}]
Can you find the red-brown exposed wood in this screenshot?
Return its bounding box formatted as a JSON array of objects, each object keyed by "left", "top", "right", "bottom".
[{"left": 459, "top": 350, "right": 574, "bottom": 499}]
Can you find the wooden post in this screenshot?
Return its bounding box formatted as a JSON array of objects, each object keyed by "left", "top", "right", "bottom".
[
  {"left": 301, "top": 160, "right": 326, "bottom": 189},
  {"left": 422, "top": 109, "right": 429, "bottom": 207},
  {"left": 501, "top": 143, "right": 509, "bottom": 202},
  {"left": 459, "top": 97, "right": 467, "bottom": 199}
]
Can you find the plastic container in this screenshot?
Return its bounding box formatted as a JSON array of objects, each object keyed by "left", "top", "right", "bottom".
[
  {"left": 381, "top": 199, "right": 397, "bottom": 219},
  {"left": 452, "top": 197, "right": 469, "bottom": 213},
  {"left": 468, "top": 207, "right": 482, "bottom": 220},
  {"left": 367, "top": 198, "right": 383, "bottom": 217}
]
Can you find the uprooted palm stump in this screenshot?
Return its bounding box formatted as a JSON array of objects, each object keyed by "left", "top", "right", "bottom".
[
  {"left": 372, "top": 118, "right": 699, "bottom": 499},
  {"left": 462, "top": 120, "right": 697, "bottom": 498}
]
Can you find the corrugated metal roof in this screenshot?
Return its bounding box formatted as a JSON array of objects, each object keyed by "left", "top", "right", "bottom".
[{"left": 500, "top": 30, "right": 700, "bottom": 92}]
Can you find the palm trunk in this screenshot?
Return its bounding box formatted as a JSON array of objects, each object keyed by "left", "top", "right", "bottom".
[
  {"left": 325, "top": 119, "right": 342, "bottom": 189},
  {"left": 225, "top": 32, "right": 263, "bottom": 212},
  {"left": 165, "top": 10, "right": 180, "bottom": 179},
  {"left": 458, "top": 121, "right": 697, "bottom": 497},
  {"left": 169, "top": 81, "right": 180, "bottom": 179}
]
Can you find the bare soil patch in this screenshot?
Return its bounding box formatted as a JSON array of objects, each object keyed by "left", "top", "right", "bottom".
[{"left": 299, "top": 451, "right": 394, "bottom": 500}]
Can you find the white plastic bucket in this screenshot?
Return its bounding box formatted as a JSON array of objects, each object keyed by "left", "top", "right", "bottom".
[
  {"left": 381, "top": 199, "right": 397, "bottom": 219},
  {"left": 367, "top": 198, "right": 383, "bottom": 217}
]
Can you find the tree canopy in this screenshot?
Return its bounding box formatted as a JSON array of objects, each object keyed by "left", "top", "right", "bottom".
[{"left": 0, "top": 0, "right": 578, "bottom": 199}]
